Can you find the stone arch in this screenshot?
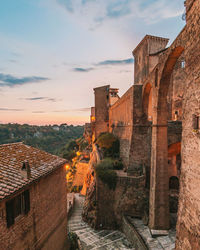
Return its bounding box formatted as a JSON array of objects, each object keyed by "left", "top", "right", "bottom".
[
  {"left": 157, "top": 46, "right": 184, "bottom": 124},
  {"left": 142, "top": 82, "right": 153, "bottom": 121},
  {"left": 149, "top": 46, "right": 184, "bottom": 230}
]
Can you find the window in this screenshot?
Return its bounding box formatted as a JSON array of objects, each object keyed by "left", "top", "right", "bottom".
[
  {"left": 174, "top": 110, "right": 179, "bottom": 120},
  {"left": 192, "top": 115, "right": 200, "bottom": 130},
  {"left": 181, "top": 60, "right": 185, "bottom": 68},
  {"left": 110, "top": 92, "right": 117, "bottom": 97},
  {"left": 6, "top": 190, "right": 30, "bottom": 228}
]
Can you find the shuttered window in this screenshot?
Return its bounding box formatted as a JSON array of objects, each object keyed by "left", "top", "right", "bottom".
[
  {"left": 6, "top": 200, "right": 14, "bottom": 228},
  {"left": 193, "top": 115, "right": 200, "bottom": 130},
  {"left": 6, "top": 189, "right": 30, "bottom": 228}
]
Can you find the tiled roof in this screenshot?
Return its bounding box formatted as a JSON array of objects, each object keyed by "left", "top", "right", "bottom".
[{"left": 0, "top": 142, "right": 67, "bottom": 200}]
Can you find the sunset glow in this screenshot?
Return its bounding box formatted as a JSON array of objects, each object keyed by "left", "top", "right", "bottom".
[{"left": 0, "top": 0, "right": 185, "bottom": 125}]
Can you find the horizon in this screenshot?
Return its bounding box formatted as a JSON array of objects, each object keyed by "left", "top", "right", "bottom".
[
  {"left": 0, "top": 0, "right": 185, "bottom": 125},
  {"left": 0, "top": 121, "right": 84, "bottom": 126}
]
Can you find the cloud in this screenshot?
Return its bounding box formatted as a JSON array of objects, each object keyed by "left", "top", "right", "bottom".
[
  {"left": 106, "top": 0, "right": 131, "bottom": 19},
  {"left": 0, "top": 108, "right": 24, "bottom": 111},
  {"left": 21, "top": 97, "right": 60, "bottom": 102},
  {"left": 73, "top": 67, "right": 94, "bottom": 72},
  {"left": 9, "top": 59, "right": 18, "bottom": 63},
  {"left": 10, "top": 52, "right": 21, "bottom": 57},
  {"left": 0, "top": 73, "right": 49, "bottom": 87},
  {"left": 57, "top": 0, "right": 74, "bottom": 12},
  {"left": 119, "top": 69, "right": 132, "bottom": 73},
  {"left": 72, "top": 58, "right": 133, "bottom": 73},
  {"left": 97, "top": 58, "right": 133, "bottom": 66},
  {"left": 53, "top": 107, "right": 90, "bottom": 112},
  {"left": 56, "top": 0, "right": 184, "bottom": 28},
  {"left": 32, "top": 111, "right": 46, "bottom": 113}
]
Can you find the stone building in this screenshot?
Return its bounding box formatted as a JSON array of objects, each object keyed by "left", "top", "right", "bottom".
[
  {"left": 85, "top": 0, "right": 200, "bottom": 248},
  {"left": 0, "top": 142, "right": 67, "bottom": 250}
]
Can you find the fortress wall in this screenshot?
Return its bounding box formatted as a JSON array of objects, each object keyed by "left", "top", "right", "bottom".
[{"left": 109, "top": 86, "right": 134, "bottom": 167}]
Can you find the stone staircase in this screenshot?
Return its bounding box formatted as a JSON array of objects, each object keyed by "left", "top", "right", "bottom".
[
  {"left": 123, "top": 216, "right": 176, "bottom": 250},
  {"left": 68, "top": 194, "right": 134, "bottom": 250}
]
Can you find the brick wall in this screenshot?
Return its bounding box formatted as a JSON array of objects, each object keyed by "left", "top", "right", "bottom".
[{"left": 0, "top": 165, "right": 67, "bottom": 250}]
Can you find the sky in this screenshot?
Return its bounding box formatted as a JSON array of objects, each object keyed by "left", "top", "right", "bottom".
[{"left": 0, "top": 0, "right": 185, "bottom": 125}]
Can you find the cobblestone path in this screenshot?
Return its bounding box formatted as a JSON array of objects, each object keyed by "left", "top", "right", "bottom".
[{"left": 68, "top": 194, "right": 134, "bottom": 250}]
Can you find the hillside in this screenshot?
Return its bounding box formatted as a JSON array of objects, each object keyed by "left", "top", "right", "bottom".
[{"left": 0, "top": 123, "right": 84, "bottom": 156}]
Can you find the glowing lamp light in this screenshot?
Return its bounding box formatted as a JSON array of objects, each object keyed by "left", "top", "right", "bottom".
[
  {"left": 76, "top": 151, "right": 81, "bottom": 156},
  {"left": 91, "top": 116, "right": 95, "bottom": 122},
  {"left": 65, "top": 164, "right": 70, "bottom": 170}
]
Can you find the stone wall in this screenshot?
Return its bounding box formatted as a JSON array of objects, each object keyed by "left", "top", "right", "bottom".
[
  {"left": 176, "top": 0, "right": 200, "bottom": 248},
  {"left": 109, "top": 86, "right": 134, "bottom": 167},
  {"left": 94, "top": 85, "right": 110, "bottom": 138},
  {"left": 96, "top": 171, "right": 147, "bottom": 229},
  {"left": 170, "top": 54, "right": 186, "bottom": 121},
  {"left": 0, "top": 166, "right": 67, "bottom": 250},
  {"left": 128, "top": 85, "right": 152, "bottom": 176},
  {"left": 133, "top": 35, "right": 169, "bottom": 85},
  {"left": 122, "top": 216, "right": 147, "bottom": 250}
]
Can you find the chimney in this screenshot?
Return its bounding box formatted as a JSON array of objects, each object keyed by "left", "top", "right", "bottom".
[{"left": 21, "top": 161, "right": 31, "bottom": 179}]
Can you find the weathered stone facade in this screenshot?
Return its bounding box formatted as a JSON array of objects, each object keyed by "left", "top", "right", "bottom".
[{"left": 84, "top": 0, "right": 200, "bottom": 248}]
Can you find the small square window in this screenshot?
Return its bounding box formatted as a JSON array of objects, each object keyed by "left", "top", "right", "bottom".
[{"left": 181, "top": 60, "right": 185, "bottom": 68}]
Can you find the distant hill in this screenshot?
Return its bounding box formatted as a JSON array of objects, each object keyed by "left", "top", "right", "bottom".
[{"left": 0, "top": 123, "right": 84, "bottom": 156}]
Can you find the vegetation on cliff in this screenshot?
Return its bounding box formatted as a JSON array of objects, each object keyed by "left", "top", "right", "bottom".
[
  {"left": 96, "top": 132, "right": 119, "bottom": 158},
  {"left": 94, "top": 133, "right": 123, "bottom": 190},
  {"left": 95, "top": 158, "right": 117, "bottom": 190}
]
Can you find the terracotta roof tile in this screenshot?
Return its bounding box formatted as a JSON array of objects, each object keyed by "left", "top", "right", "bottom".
[{"left": 0, "top": 142, "right": 67, "bottom": 200}]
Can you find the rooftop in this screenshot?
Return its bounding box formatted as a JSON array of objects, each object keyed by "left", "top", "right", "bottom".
[
  {"left": 0, "top": 142, "right": 67, "bottom": 200},
  {"left": 132, "top": 34, "right": 169, "bottom": 55}
]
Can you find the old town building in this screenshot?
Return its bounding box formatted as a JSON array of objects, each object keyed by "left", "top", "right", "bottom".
[
  {"left": 84, "top": 0, "right": 200, "bottom": 249},
  {"left": 0, "top": 142, "right": 67, "bottom": 250}
]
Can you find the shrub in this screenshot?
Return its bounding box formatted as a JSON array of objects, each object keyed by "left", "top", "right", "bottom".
[
  {"left": 95, "top": 158, "right": 117, "bottom": 190},
  {"left": 68, "top": 232, "right": 79, "bottom": 250},
  {"left": 63, "top": 150, "right": 76, "bottom": 161},
  {"left": 96, "top": 132, "right": 119, "bottom": 158},
  {"left": 113, "top": 159, "right": 123, "bottom": 170}
]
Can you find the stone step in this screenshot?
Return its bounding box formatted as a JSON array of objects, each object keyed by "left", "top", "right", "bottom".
[{"left": 68, "top": 193, "right": 134, "bottom": 250}]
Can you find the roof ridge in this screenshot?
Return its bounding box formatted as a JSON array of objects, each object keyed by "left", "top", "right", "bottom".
[{"left": 0, "top": 142, "right": 23, "bottom": 147}]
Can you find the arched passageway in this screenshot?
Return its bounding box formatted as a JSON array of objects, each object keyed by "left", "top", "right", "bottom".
[
  {"left": 168, "top": 142, "right": 181, "bottom": 227},
  {"left": 149, "top": 46, "right": 184, "bottom": 230}
]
